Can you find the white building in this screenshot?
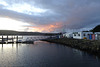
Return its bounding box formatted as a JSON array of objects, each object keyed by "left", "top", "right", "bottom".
[
  {"left": 73, "top": 32, "right": 93, "bottom": 39},
  {"left": 63, "top": 32, "right": 73, "bottom": 38},
  {"left": 94, "top": 32, "right": 100, "bottom": 40}
]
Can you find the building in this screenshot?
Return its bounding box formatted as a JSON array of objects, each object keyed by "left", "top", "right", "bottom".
[
  {"left": 61, "top": 31, "right": 100, "bottom": 40},
  {"left": 73, "top": 32, "right": 93, "bottom": 40},
  {"left": 63, "top": 32, "right": 73, "bottom": 38},
  {"left": 94, "top": 32, "right": 100, "bottom": 40}
]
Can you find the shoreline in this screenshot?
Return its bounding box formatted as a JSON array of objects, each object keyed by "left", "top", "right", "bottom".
[{"left": 43, "top": 38, "right": 100, "bottom": 56}]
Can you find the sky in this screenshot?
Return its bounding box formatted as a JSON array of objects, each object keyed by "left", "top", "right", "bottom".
[{"left": 0, "top": 0, "right": 100, "bottom": 32}]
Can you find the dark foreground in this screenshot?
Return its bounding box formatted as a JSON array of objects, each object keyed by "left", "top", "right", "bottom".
[
  {"left": 0, "top": 41, "right": 100, "bottom": 67},
  {"left": 44, "top": 38, "right": 100, "bottom": 56}
]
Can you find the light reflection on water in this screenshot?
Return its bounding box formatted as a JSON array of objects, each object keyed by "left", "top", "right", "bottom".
[{"left": 0, "top": 41, "right": 100, "bottom": 67}]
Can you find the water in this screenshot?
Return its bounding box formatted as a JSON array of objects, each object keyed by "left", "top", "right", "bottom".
[{"left": 0, "top": 41, "right": 100, "bottom": 67}]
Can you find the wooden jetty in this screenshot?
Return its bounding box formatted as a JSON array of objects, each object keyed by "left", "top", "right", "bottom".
[
  {"left": 0, "top": 35, "right": 51, "bottom": 44},
  {"left": 0, "top": 35, "right": 34, "bottom": 44},
  {"left": 0, "top": 31, "right": 58, "bottom": 44}
]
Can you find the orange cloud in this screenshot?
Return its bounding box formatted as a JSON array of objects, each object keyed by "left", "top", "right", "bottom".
[{"left": 29, "top": 22, "right": 63, "bottom": 32}]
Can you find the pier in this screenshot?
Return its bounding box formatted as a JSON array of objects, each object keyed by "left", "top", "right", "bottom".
[
  {"left": 0, "top": 31, "right": 60, "bottom": 44},
  {"left": 0, "top": 35, "right": 51, "bottom": 44},
  {"left": 0, "top": 35, "right": 23, "bottom": 44}
]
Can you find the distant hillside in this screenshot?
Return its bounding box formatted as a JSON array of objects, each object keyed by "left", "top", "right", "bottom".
[
  {"left": 90, "top": 25, "right": 100, "bottom": 32},
  {"left": 0, "top": 30, "right": 18, "bottom": 35},
  {"left": 0, "top": 30, "right": 60, "bottom": 35}
]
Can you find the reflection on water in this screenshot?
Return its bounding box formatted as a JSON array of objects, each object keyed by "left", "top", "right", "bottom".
[
  {"left": 72, "top": 48, "right": 99, "bottom": 61},
  {"left": 0, "top": 41, "right": 100, "bottom": 67}
]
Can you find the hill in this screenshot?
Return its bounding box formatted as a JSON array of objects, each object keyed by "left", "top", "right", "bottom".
[
  {"left": 0, "top": 30, "right": 18, "bottom": 35},
  {"left": 90, "top": 25, "right": 100, "bottom": 32},
  {"left": 0, "top": 30, "right": 60, "bottom": 35}
]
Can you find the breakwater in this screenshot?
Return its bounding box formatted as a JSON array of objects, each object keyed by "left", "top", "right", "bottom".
[{"left": 44, "top": 38, "right": 100, "bottom": 55}]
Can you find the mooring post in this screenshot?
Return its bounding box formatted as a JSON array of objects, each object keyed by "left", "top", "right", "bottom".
[
  {"left": 12, "top": 35, "right": 14, "bottom": 43},
  {"left": 14, "top": 36, "right": 15, "bottom": 43},
  {"left": 2, "top": 36, "right": 3, "bottom": 43},
  {"left": 17, "top": 36, "right": 18, "bottom": 43},
  {"left": 7, "top": 35, "right": 8, "bottom": 43}
]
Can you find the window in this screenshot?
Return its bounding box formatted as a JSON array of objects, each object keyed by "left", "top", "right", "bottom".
[
  {"left": 83, "top": 34, "right": 85, "bottom": 36},
  {"left": 74, "top": 34, "right": 76, "bottom": 36},
  {"left": 78, "top": 34, "right": 80, "bottom": 36}
]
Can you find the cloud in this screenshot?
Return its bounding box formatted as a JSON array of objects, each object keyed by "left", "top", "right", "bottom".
[
  {"left": 28, "top": 22, "right": 63, "bottom": 32},
  {"left": 0, "top": 0, "right": 100, "bottom": 32}
]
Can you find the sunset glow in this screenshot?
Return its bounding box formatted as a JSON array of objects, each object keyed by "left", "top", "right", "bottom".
[
  {"left": 29, "top": 22, "right": 63, "bottom": 32},
  {"left": 0, "top": 17, "right": 63, "bottom": 32}
]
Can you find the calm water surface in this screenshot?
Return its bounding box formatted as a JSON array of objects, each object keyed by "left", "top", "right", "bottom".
[{"left": 0, "top": 41, "right": 100, "bottom": 67}]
